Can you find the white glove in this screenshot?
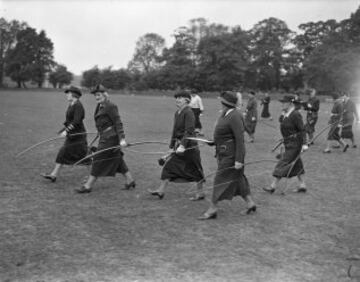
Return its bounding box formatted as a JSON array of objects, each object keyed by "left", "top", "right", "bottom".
[
  {"left": 234, "top": 161, "right": 244, "bottom": 169},
  {"left": 301, "top": 144, "right": 309, "bottom": 152},
  {"left": 251, "top": 117, "right": 256, "bottom": 122},
  {"left": 60, "top": 130, "right": 67, "bottom": 137},
  {"left": 307, "top": 103, "right": 312, "bottom": 108},
  {"left": 120, "top": 139, "right": 128, "bottom": 147},
  {"left": 176, "top": 145, "right": 185, "bottom": 154}
]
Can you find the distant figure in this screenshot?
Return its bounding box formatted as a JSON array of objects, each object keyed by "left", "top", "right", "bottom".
[
  {"left": 189, "top": 90, "right": 204, "bottom": 136},
  {"left": 260, "top": 92, "right": 272, "bottom": 120},
  {"left": 236, "top": 91, "right": 243, "bottom": 110},
  {"left": 303, "top": 88, "right": 320, "bottom": 144},
  {"left": 41, "top": 86, "right": 88, "bottom": 183},
  {"left": 323, "top": 92, "right": 349, "bottom": 153},
  {"left": 341, "top": 92, "right": 360, "bottom": 147},
  {"left": 263, "top": 95, "right": 308, "bottom": 194},
  {"left": 244, "top": 91, "right": 258, "bottom": 142}
]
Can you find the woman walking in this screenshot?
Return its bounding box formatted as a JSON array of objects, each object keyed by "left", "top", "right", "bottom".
[
  {"left": 148, "top": 91, "right": 205, "bottom": 200},
  {"left": 260, "top": 92, "right": 272, "bottom": 120},
  {"left": 263, "top": 95, "right": 308, "bottom": 194},
  {"left": 198, "top": 91, "right": 256, "bottom": 220},
  {"left": 41, "top": 86, "right": 88, "bottom": 182},
  {"left": 76, "top": 84, "right": 135, "bottom": 193},
  {"left": 323, "top": 93, "right": 349, "bottom": 153},
  {"left": 244, "top": 91, "right": 258, "bottom": 142}
]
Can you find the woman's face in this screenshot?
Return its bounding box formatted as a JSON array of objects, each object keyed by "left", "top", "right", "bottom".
[
  {"left": 281, "top": 101, "right": 291, "bottom": 111},
  {"left": 94, "top": 92, "right": 106, "bottom": 104},
  {"left": 65, "top": 93, "right": 74, "bottom": 102},
  {"left": 175, "top": 97, "right": 187, "bottom": 108}
]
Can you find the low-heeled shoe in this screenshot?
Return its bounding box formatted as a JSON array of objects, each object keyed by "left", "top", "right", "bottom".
[
  {"left": 41, "top": 173, "right": 56, "bottom": 183},
  {"left": 148, "top": 190, "right": 164, "bottom": 199},
  {"left": 75, "top": 186, "right": 92, "bottom": 194},
  {"left": 123, "top": 181, "right": 136, "bottom": 190},
  {"left": 198, "top": 212, "right": 217, "bottom": 220}
]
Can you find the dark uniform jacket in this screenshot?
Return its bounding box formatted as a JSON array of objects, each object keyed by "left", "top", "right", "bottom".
[
  {"left": 169, "top": 106, "right": 196, "bottom": 149},
  {"left": 94, "top": 100, "right": 125, "bottom": 140},
  {"left": 342, "top": 98, "right": 359, "bottom": 125},
  {"left": 63, "top": 100, "right": 86, "bottom": 136},
  {"left": 245, "top": 96, "right": 257, "bottom": 122},
  {"left": 214, "top": 109, "right": 245, "bottom": 164},
  {"left": 279, "top": 109, "right": 306, "bottom": 147}
]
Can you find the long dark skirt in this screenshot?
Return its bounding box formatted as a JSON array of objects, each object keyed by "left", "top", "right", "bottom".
[
  {"left": 261, "top": 104, "right": 270, "bottom": 118},
  {"left": 161, "top": 147, "right": 204, "bottom": 182},
  {"left": 341, "top": 125, "right": 353, "bottom": 139},
  {"left": 245, "top": 120, "right": 257, "bottom": 134},
  {"left": 327, "top": 124, "right": 341, "bottom": 141},
  {"left": 305, "top": 114, "right": 318, "bottom": 135},
  {"left": 191, "top": 108, "right": 202, "bottom": 129},
  {"left": 273, "top": 144, "right": 304, "bottom": 178},
  {"left": 212, "top": 155, "right": 250, "bottom": 203},
  {"left": 91, "top": 135, "right": 128, "bottom": 177},
  {"left": 56, "top": 136, "right": 88, "bottom": 165}
]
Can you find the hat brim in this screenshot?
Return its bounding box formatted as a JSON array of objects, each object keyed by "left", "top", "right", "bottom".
[
  {"left": 219, "top": 97, "right": 236, "bottom": 107},
  {"left": 64, "top": 89, "right": 82, "bottom": 97}
]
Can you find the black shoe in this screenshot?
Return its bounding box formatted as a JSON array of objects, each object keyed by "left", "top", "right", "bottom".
[
  {"left": 296, "top": 187, "right": 307, "bottom": 193},
  {"left": 189, "top": 194, "right": 205, "bottom": 201},
  {"left": 123, "top": 181, "right": 136, "bottom": 190},
  {"left": 353, "top": 144, "right": 357, "bottom": 148},
  {"left": 148, "top": 190, "right": 164, "bottom": 199},
  {"left": 246, "top": 205, "right": 257, "bottom": 214},
  {"left": 263, "top": 187, "right": 275, "bottom": 194},
  {"left": 75, "top": 185, "right": 92, "bottom": 194},
  {"left": 343, "top": 144, "right": 349, "bottom": 152},
  {"left": 41, "top": 173, "right": 56, "bottom": 183},
  {"left": 198, "top": 211, "right": 217, "bottom": 220}
]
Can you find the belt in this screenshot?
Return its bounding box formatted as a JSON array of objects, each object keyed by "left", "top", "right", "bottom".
[{"left": 99, "top": 126, "right": 115, "bottom": 135}]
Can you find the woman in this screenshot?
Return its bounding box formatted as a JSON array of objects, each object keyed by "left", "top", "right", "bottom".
[
  {"left": 76, "top": 84, "right": 135, "bottom": 193},
  {"left": 340, "top": 92, "right": 359, "bottom": 148},
  {"left": 260, "top": 92, "right": 272, "bottom": 120},
  {"left": 263, "top": 95, "right": 308, "bottom": 194},
  {"left": 303, "top": 88, "right": 320, "bottom": 144},
  {"left": 148, "top": 91, "right": 205, "bottom": 200},
  {"left": 198, "top": 91, "right": 256, "bottom": 220},
  {"left": 323, "top": 93, "right": 349, "bottom": 153},
  {"left": 41, "top": 86, "right": 88, "bottom": 182},
  {"left": 244, "top": 91, "right": 258, "bottom": 143}
]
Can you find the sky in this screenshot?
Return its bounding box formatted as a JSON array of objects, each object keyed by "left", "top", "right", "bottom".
[{"left": 1, "top": 0, "right": 359, "bottom": 75}]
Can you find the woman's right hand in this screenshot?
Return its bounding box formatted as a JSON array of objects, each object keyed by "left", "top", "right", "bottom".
[{"left": 59, "top": 131, "right": 67, "bottom": 137}]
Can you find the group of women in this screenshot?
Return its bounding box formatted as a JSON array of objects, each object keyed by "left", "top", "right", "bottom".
[{"left": 41, "top": 85, "right": 317, "bottom": 220}]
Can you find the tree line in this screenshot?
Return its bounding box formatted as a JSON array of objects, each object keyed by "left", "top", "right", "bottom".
[
  {"left": 0, "top": 18, "right": 72, "bottom": 88},
  {"left": 1, "top": 5, "right": 360, "bottom": 94}
]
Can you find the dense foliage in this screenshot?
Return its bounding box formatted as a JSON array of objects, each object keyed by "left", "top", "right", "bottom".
[{"left": 1, "top": 5, "right": 360, "bottom": 93}]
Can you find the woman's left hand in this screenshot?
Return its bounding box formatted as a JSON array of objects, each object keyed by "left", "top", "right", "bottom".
[
  {"left": 120, "top": 139, "right": 128, "bottom": 147},
  {"left": 176, "top": 145, "right": 185, "bottom": 154},
  {"left": 234, "top": 161, "right": 244, "bottom": 169}
]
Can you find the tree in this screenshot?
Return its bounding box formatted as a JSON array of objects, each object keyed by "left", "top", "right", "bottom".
[
  {"left": 81, "top": 66, "right": 101, "bottom": 88},
  {"left": 48, "top": 64, "right": 73, "bottom": 88},
  {"left": 128, "top": 33, "right": 165, "bottom": 74},
  {"left": 5, "top": 27, "right": 54, "bottom": 88},
  {"left": 0, "top": 18, "right": 27, "bottom": 87},
  {"left": 196, "top": 26, "right": 250, "bottom": 91},
  {"left": 248, "top": 17, "right": 293, "bottom": 90}
]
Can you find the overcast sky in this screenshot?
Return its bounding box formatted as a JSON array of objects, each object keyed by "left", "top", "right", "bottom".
[{"left": 1, "top": 0, "right": 359, "bottom": 75}]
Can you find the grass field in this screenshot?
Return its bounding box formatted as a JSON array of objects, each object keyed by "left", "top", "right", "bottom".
[{"left": 0, "top": 90, "right": 359, "bottom": 282}]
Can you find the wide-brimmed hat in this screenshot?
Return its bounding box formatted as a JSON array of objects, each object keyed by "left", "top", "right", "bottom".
[
  {"left": 64, "top": 86, "right": 82, "bottom": 97},
  {"left": 174, "top": 90, "right": 191, "bottom": 100},
  {"left": 219, "top": 91, "right": 237, "bottom": 108},
  {"left": 90, "top": 84, "right": 107, "bottom": 94},
  {"left": 279, "top": 95, "right": 297, "bottom": 103}
]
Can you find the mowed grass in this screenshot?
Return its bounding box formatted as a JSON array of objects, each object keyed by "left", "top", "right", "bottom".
[{"left": 0, "top": 90, "right": 359, "bottom": 282}]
